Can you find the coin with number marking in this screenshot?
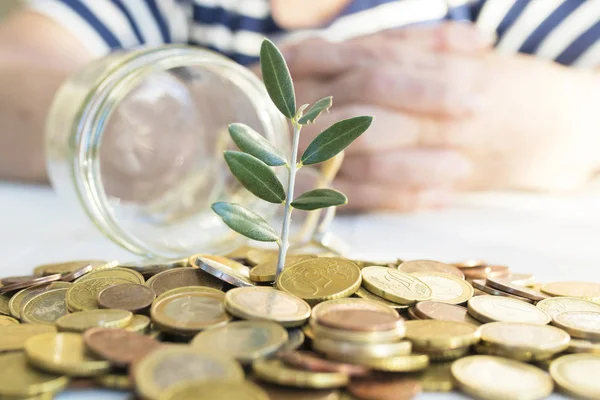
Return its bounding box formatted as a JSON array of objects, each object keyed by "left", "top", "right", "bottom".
[
  {"left": 467, "top": 295, "right": 551, "bottom": 325},
  {"left": 361, "top": 266, "right": 431, "bottom": 305}
]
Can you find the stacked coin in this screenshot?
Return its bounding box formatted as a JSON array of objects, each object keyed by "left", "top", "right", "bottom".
[{"left": 1, "top": 252, "right": 600, "bottom": 399}]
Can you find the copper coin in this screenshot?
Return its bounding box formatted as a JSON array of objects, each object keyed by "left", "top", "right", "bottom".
[
  {"left": 0, "top": 274, "right": 62, "bottom": 293},
  {"left": 83, "top": 327, "right": 163, "bottom": 367},
  {"left": 61, "top": 265, "right": 94, "bottom": 282},
  {"left": 487, "top": 265, "right": 511, "bottom": 278},
  {"left": 486, "top": 277, "right": 549, "bottom": 302},
  {"left": 461, "top": 266, "right": 492, "bottom": 280},
  {"left": 146, "top": 268, "right": 223, "bottom": 296},
  {"left": 313, "top": 299, "right": 402, "bottom": 332},
  {"left": 97, "top": 283, "right": 156, "bottom": 313},
  {"left": 278, "top": 351, "right": 369, "bottom": 376},
  {"left": 1, "top": 276, "right": 36, "bottom": 286},
  {"left": 471, "top": 280, "right": 535, "bottom": 304},
  {"left": 398, "top": 260, "right": 464, "bottom": 279},
  {"left": 348, "top": 376, "right": 422, "bottom": 400},
  {"left": 252, "top": 380, "right": 341, "bottom": 400},
  {"left": 407, "top": 307, "right": 422, "bottom": 320},
  {"left": 413, "top": 301, "right": 481, "bottom": 326},
  {"left": 453, "top": 260, "right": 487, "bottom": 269}
]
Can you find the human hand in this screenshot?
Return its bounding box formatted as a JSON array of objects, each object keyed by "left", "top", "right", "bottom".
[{"left": 281, "top": 23, "right": 600, "bottom": 211}]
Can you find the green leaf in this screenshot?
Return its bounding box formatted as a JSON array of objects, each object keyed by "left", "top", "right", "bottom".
[
  {"left": 298, "top": 97, "right": 333, "bottom": 125},
  {"left": 291, "top": 189, "right": 348, "bottom": 211},
  {"left": 228, "top": 123, "right": 287, "bottom": 167},
  {"left": 212, "top": 202, "right": 279, "bottom": 242},
  {"left": 260, "top": 39, "right": 296, "bottom": 119},
  {"left": 301, "top": 116, "right": 373, "bottom": 165},
  {"left": 224, "top": 151, "right": 286, "bottom": 203}
]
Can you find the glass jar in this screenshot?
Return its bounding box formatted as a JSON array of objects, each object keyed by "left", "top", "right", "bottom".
[{"left": 46, "top": 46, "right": 291, "bottom": 259}]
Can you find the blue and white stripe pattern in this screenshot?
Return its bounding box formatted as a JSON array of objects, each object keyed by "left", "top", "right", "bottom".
[{"left": 26, "top": 0, "right": 600, "bottom": 68}]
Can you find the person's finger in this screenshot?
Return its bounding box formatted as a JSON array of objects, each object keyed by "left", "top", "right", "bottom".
[
  {"left": 302, "top": 62, "right": 484, "bottom": 117},
  {"left": 380, "top": 22, "right": 495, "bottom": 54},
  {"left": 334, "top": 179, "right": 453, "bottom": 211},
  {"left": 338, "top": 149, "right": 472, "bottom": 186}
]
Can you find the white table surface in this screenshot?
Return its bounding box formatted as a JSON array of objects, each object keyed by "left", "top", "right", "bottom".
[{"left": 2, "top": 182, "right": 594, "bottom": 399}]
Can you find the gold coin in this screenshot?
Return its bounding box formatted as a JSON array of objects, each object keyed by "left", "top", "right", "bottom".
[
  {"left": 404, "top": 320, "right": 480, "bottom": 351},
  {"left": 151, "top": 291, "right": 231, "bottom": 335},
  {"left": 21, "top": 288, "right": 69, "bottom": 325},
  {"left": 537, "top": 297, "right": 600, "bottom": 318},
  {"left": 467, "top": 295, "right": 551, "bottom": 324},
  {"left": 134, "top": 346, "right": 244, "bottom": 400},
  {"left": 0, "top": 324, "right": 56, "bottom": 352},
  {"left": 418, "top": 362, "right": 453, "bottom": 392},
  {"left": 280, "top": 329, "right": 305, "bottom": 352},
  {"left": 550, "top": 354, "right": 600, "bottom": 400},
  {"left": 276, "top": 258, "right": 361, "bottom": 304},
  {"left": 56, "top": 309, "right": 133, "bottom": 332},
  {"left": 312, "top": 336, "right": 412, "bottom": 360},
  {"left": 552, "top": 311, "right": 600, "bottom": 340},
  {"left": 252, "top": 358, "right": 348, "bottom": 389},
  {"left": 95, "top": 373, "right": 133, "bottom": 390},
  {"left": 24, "top": 332, "right": 110, "bottom": 377},
  {"left": 0, "top": 352, "right": 68, "bottom": 397},
  {"left": 541, "top": 281, "right": 600, "bottom": 301},
  {"left": 479, "top": 322, "right": 570, "bottom": 361},
  {"left": 225, "top": 287, "right": 311, "bottom": 327},
  {"left": 195, "top": 256, "right": 255, "bottom": 287},
  {"left": 246, "top": 248, "right": 279, "bottom": 266},
  {"left": 567, "top": 338, "right": 600, "bottom": 354},
  {"left": 119, "top": 258, "right": 189, "bottom": 274},
  {"left": 353, "top": 287, "right": 408, "bottom": 310},
  {"left": 66, "top": 277, "right": 131, "bottom": 311},
  {"left": 410, "top": 272, "right": 473, "bottom": 305},
  {"left": 9, "top": 282, "right": 71, "bottom": 319},
  {"left": 508, "top": 273, "right": 536, "bottom": 287},
  {"left": 310, "top": 321, "right": 405, "bottom": 343},
  {"left": 160, "top": 380, "right": 269, "bottom": 400},
  {"left": 76, "top": 267, "right": 145, "bottom": 284},
  {"left": 33, "top": 260, "right": 111, "bottom": 276},
  {"left": 399, "top": 260, "right": 465, "bottom": 279},
  {"left": 249, "top": 255, "right": 317, "bottom": 283},
  {"left": 361, "top": 266, "right": 431, "bottom": 305},
  {"left": 191, "top": 320, "right": 288, "bottom": 364},
  {"left": 0, "top": 292, "right": 11, "bottom": 315},
  {"left": 190, "top": 254, "right": 250, "bottom": 278},
  {"left": 451, "top": 355, "right": 553, "bottom": 400},
  {"left": 0, "top": 315, "right": 19, "bottom": 325},
  {"left": 125, "top": 314, "right": 151, "bottom": 333},
  {"left": 338, "top": 354, "right": 429, "bottom": 372},
  {"left": 155, "top": 286, "right": 225, "bottom": 303},
  {"left": 426, "top": 346, "right": 470, "bottom": 361}
]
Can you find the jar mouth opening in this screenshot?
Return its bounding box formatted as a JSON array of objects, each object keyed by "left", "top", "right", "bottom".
[{"left": 70, "top": 46, "right": 288, "bottom": 258}]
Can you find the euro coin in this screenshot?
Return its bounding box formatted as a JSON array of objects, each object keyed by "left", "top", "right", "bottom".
[
  {"left": 417, "top": 361, "right": 454, "bottom": 392},
  {"left": 467, "top": 295, "right": 551, "bottom": 324},
  {"left": 191, "top": 320, "right": 288, "bottom": 364},
  {"left": 119, "top": 258, "right": 188, "bottom": 275},
  {"left": 146, "top": 268, "right": 223, "bottom": 296},
  {"left": 398, "top": 260, "right": 464, "bottom": 279},
  {"left": 0, "top": 324, "right": 56, "bottom": 352},
  {"left": 83, "top": 327, "right": 162, "bottom": 367},
  {"left": 340, "top": 354, "right": 429, "bottom": 372},
  {"left": 56, "top": 309, "right": 133, "bottom": 332},
  {"left": 348, "top": 376, "right": 422, "bottom": 400},
  {"left": 310, "top": 319, "right": 405, "bottom": 343},
  {"left": 537, "top": 296, "right": 600, "bottom": 318},
  {"left": 0, "top": 315, "right": 19, "bottom": 325},
  {"left": 250, "top": 255, "right": 316, "bottom": 283},
  {"left": 485, "top": 276, "right": 548, "bottom": 302},
  {"left": 66, "top": 277, "right": 131, "bottom": 311},
  {"left": 471, "top": 279, "right": 535, "bottom": 304},
  {"left": 353, "top": 286, "right": 409, "bottom": 310},
  {"left": 133, "top": 346, "right": 244, "bottom": 400},
  {"left": 552, "top": 311, "right": 600, "bottom": 340},
  {"left": 550, "top": 354, "right": 600, "bottom": 400},
  {"left": 95, "top": 373, "right": 133, "bottom": 390},
  {"left": 312, "top": 336, "right": 411, "bottom": 360},
  {"left": 404, "top": 320, "right": 480, "bottom": 351},
  {"left": 0, "top": 274, "right": 62, "bottom": 294},
  {"left": 124, "top": 314, "right": 151, "bottom": 333},
  {"left": 310, "top": 298, "right": 402, "bottom": 332},
  {"left": 195, "top": 256, "right": 255, "bottom": 287},
  {"left": 413, "top": 301, "right": 481, "bottom": 326},
  {"left": 277, "top": 258, "right": 361, "bottom": 304},
  {"left": 410, "top": 272, "right": 473, "bottom": 305},
  {"left": 0, "top": 292, "right": 10, "bottom": 315},
  {"left": 25, "top": 332, "right": 110, "bottom": 377},
  {"left": 33, "top": 260, "right": 109, "bottom": 277},
  {"left": 541, "top": 281, "right": 600, "bottom": 302},
  {"left": 361, "top": 266, "right": 431, "bottom": 305},
  {"left": 567, "top": 338, "right": 600, "bottom": 354},
  {"left": 508, "top": 273, "right": 536, "bottom": 287},
  {"left": 20, "top": 288, "right": 69, "bottom": 325},
  {"left": 76, "top": 267, "right": 145, "bottom": 284},
  {"left": 0, "top": 352, "right": 68, "bottom": 397},
  {"left": 9, "top": 282, "right": 71, "bottom": 319},
  {"left": 190, "top": 254, "right": 250, "bottom": 277},
  {"left": 151, "top": 291, "right": 231, "bottom": 335},
  {"left": 97, "top": 283, "right": 156, "bottom": 312},
  {"left": 252, "top": 358, "right": 348, "bottom": 389},
  {"left": 280, "top": 328, "right": 305, "bottom": 352},
  {"left": 478, "top": 322, "right": 570, "bottom": 361},
  {"left": 159, "top": 380, "right": 269, "bottom": 400},
  {"left": 278, "top": 351, "right": 369, "bottom": 376},
  {"left": 451, "top": 355, "right": 553, "bottom": 400},
  {"left": 225, "top": 287, "right": 311, "bottom": 327}
]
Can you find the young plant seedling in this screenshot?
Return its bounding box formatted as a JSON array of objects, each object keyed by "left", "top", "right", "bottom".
[{"left": 212, "top": 39, "right": 372, "bottom": 277}]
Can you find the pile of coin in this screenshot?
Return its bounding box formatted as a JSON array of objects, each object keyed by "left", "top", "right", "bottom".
[{"left": 1, "top": 250, "right": 600, "bottom": 399}]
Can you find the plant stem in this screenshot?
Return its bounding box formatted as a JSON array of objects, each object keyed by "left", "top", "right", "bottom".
[{"left": 276, "top": 120, "right": 301, "bottom": 277}]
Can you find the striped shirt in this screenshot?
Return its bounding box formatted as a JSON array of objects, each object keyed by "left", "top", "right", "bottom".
[{"left": 27, "top": 0, "right": 600, "bottom": 68}]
